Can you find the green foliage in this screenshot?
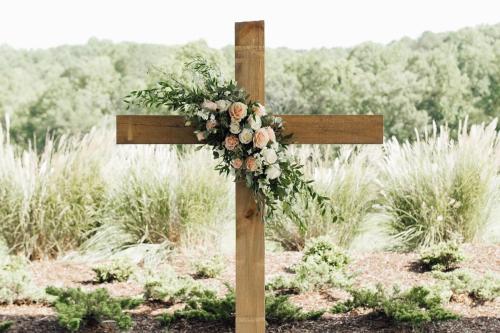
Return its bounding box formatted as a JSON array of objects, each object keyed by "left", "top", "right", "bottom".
[
  {"left": 265, "top": 275, "right": 301, "bottom": 295},
  {"left": 143, "top": 266, "right": 210, "bottom": 304},
  {"left": 193, "top": 255, "right": 225, "bottom": 279},
  {"left": 0, "top": 250, "right": 44, "bottom": 304},
  {"left": 159, "top": 287, "right": 324, "bottom": 328},
  {"left": 46, "top": 286, "right": 141, "bottom": 332},
  {"left": 0, "top": 321, "right": 13, "bottom": 333},
  {"left": 332, "top": 284, "right": 459, "bottom": 326},
  {"left": 382, "top": 120, "right": 499, "bottom": 249},
  {"left": 418, "top": 241, "right": 465, "bottom": 271},
  {"left": 92, "top": 260, "right": 134, "bottom": 283},
  {"left": 433, "top": 269, "right": 500, "bottom": 303}
]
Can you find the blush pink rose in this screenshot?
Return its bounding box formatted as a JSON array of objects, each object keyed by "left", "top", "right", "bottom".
[
  {"left": 201, "top": 99, "right": 218, "bottom": 111},
  {"left": 245, "top": 156, "right": 258, "bottom": 172},
  {"left": 265, "top": 126, "right": 276, "bottom": 142},
  {"left": 228, "top": 102, "right": 248, "bottom": 122},
  {"left": 196, "top": 131, "right": 206, "bottom": 141},
  {"left": 231, "top": 158, "right": 243, "bottom": 169},
  {"left": 224, "top": 135, "right": 239, "bottom": 151},
  {"left": 253, "top": 128, "right": 270, "bottom": 149},
  {"left": 252, "top": 103, "right": 266, "bottom": 116},
  {"left": 206, "top": 119, "right": 217, "bottom": 130}
]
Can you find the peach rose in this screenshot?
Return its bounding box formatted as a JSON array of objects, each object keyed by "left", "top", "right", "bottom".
[
  {"left": 196, "top": 131, "right": 206, "bottom": 141},
  {"left": 245, "top": 156, "right": 258, "bottom": 172},
  {"left": 252, "top": 103, "right": 266, "bottom": 116},
  {"left": 253, "top": 128, "right": 270, "bottom": 149},
  {"left": 228, "top": 102, "right": 248, "bottom": 122},
  {"left": 201, "top": 99, "right": 218, "bottom": 111},
  {"left": 206, "top": 119, "right": 217, "bottom": 130},
  {"left": 265, "top": 126, "right": 276, "bottom": 142},
  {"left": 224, "top": 135, "right": 239, "bottom": 151},
  {"left": 231, "top": 158, "right": 243, "bottom": 169}
]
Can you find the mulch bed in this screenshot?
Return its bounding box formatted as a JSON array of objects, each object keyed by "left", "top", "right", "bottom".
[{"left": 1, "top": 244, "right": 499, "bottom": 332}]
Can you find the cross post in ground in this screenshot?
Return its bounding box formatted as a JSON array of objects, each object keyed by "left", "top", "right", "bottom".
[{"left": 116, "top": 20, "right": 383, "bottom": 333}]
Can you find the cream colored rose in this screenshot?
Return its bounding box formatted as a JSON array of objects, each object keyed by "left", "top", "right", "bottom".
[
  {"left": 245, "top": 156, "right": 258, "bottom": 172},
  {"left": 252, "top": 103, "right": 266, "bottom": 116},
  {"left": 201, "top": 99, "right": 218, "bottom": 111},
  {"left": 224, "top": 135, "right": 239, "bottom": 151},
  {"left": 196, "top": 131, "right": 206, "bottom": 141},
  {"left": 247, "top": 115, "right": 262, "bottom": 130},
  {"left": 253, "top": 128, "right": 270, "bottom": 149},
  {"left": 239, "top": 128, "right": 254, "bottom": 144},
  {"left": 266, "top": 164, "right": 281, "bottom": 180},
  {"left": 215, "top": 99, "right": 231, "bottom": 112},
  {"left": 206, "top": 119, "right": 217, "bottom": 130},
  {"left": 265, "top": 126, "right": 276, "bottom": 142},
  {"left": 231, "top": 158, "right": 243, "bottom": 169},
  {"left": 261, "top": 148, "right": 278, "bottom": 164},
  {"left": 229, "top": 121, "right": 241, "bottom": 134},
  {"left": 228, "top": 102, "right": 248, "bottom": 122}
]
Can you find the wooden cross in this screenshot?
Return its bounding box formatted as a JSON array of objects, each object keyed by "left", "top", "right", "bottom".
[{"left": 116, "top": 21, "right": 383, "bottom": 333}]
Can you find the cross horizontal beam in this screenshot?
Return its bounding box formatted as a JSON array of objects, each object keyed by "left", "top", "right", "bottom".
[{"left": 116, "top": 114, "right": 383, "bottom": 145}]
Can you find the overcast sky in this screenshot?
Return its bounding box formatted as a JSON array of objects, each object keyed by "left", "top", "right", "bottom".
[{"left": 1, "top": 0, "right": 499, "bottom": 50}]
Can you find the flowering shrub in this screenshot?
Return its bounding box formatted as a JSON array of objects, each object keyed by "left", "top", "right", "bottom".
[{"left": 125, "top": 58, "right": 328, "bottom": 219}]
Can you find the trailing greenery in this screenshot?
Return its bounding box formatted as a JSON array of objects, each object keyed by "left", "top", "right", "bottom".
[
  {"left": 158, "top": 287, "right": 324, "bottom": 328},
  {"left": 433, "top": 269, "right": 500, "bottom": 303},
  {"left": 46, "top": 286, "right": 142, "bottom": 332},
  {"left": 332, "top": 284, "right": 459, "bottom": 326},
  {"left": 92, "top": 260, "right": 135, "bottom": 283},
  {"left": 193, "top": 255, "right": 225, "bottom": 279},
  {"left": 0, "top": 321, "right": 13, "bottom": 333},
  {"left": 0, "top": 248, "right": 44, "bottom": 304}
]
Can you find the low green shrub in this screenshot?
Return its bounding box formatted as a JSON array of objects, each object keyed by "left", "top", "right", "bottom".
[
  {"left": 193, "top": 255, "right": 225, "bottom": 279},
  {"left": 92, "top": 260, "right": 135, "bottom": 283},
  {"left": 265, "top": 275, "right": 301, "bottom": 295},
  {"left": 0, "top": 321, "right": 13, "bottom": 333},
  {"left": 287, "top": 237, "right": 353, "bottom": 292},
  {"left": 331, "top": 285, "right": 458, "bottom": 326},
  {"left": 143, "top": 266, "right": 209, "bottom": 304},
  {"left": 46, "top": 286, "right": 142, "bottom": 332},
  {"left": 158, "top": 287, "right": 324, "bottom": 328},
  {"left": 418, "top": 241, "right": 465, "bottom": 271},
  {"left": 332, "top": 284, "right": 459, "bottom": 326},
  {"left": 0, "top": 253, "right": 44, "bottom": 304},
  {"left": 433, "top": 270, "right": 500, "bottom": 303}
]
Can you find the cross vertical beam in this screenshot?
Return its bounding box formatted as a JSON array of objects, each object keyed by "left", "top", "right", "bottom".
[{"left": 235, "top": 20, "right": 266, "bottom": 333}]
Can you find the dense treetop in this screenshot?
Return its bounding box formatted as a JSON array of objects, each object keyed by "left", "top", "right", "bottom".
[{"left": 1, "top": 24, "right": 499, "bottom": 148}]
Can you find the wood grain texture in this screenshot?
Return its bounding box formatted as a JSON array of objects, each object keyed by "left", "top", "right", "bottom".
[
  {"left": 116, "top": 114, "right": 384, "bottom": 144},
  {"left": 235, "top": 20, "right": 265, "bottom": 333}
]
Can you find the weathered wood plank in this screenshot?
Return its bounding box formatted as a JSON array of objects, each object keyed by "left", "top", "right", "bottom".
[
  {"left": 234, "top": 20, "right": 265, "bottom": 333},
  {"left": 116, "top": 114, "right": 384, "bottom": 144}
]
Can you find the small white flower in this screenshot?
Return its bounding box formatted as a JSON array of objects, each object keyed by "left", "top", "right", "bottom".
[
  {"left": 229, "top": 121, "right": 241, "bottom": 134},
  {"left": 436, "top": 215, "right": 444, "bottom": 222},
  {"left": 239, "top": 128, "right": 254, "bottom": 144},
  {"left": 215, "top": 100, "right": 231, "bottom": 112},
  {"left": 261, "top": 148, "right": 278, "bottom": 164},
  {"left": 248, "top": 115, "right": 262, "bottom": 130},
  {"left": 224, "top": 90, "right": 231, "bottom": 96},
  {"left": 195, "top": 131, "right": 206, "bottom": 141},
  {"left": 266, "top": 164, "right": 281, "bottom": 180}
]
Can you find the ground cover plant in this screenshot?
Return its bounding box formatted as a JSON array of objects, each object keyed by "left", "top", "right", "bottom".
[
  {"left": 46, "top": 286, "right": 142, "bottom": 332},
  {"left": 433, "top": 269, "right": 500, "bottom": 303},
  {"left": 0, "top": 321, "right": 12, "bottom": 333},
  {"left": 92, "top": 260, "right": 135, "bottom": 283},
  {"left": 418, "top": 241, "right": 465, "bottom": 271},
  {"left": 192, "top": 255, "right": 225, "bottom": 279}
]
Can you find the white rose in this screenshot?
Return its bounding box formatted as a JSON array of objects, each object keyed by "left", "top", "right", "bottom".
[
  {"left": 239, "top": 128, "right": 254, "bottom": 144},
  {"left": 261, "top": 148, "right": 278, "bottom": 164},
  {"left": 247, "top": 115, "right": 262, "bottom": 130},
  {"left": 216, "top": 100, "right": 231, "bottom": 112},
  {"left": 229, "top": 121, "right": 241, "bottom": 134},
  {"left": 266, "top": 164, "right": 281, "bottom": 180}
]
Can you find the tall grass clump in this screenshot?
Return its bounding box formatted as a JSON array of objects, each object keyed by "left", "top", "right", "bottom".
[
  {"left": 381, "top": 120, "right": 499, "bottom": 249},
  {"left": 266, "top": 146, "right": 381, "bottom": 250},
  {"left": 0, "top": 126, "right": 109, "bottom": 258},
  {"left": 108, "top": 145, "right": 231, "bottom": 248}
]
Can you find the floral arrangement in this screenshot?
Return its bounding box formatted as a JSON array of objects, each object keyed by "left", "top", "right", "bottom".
[{"left": 125, "top": 58, "right": 328, "bottom": 220}]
